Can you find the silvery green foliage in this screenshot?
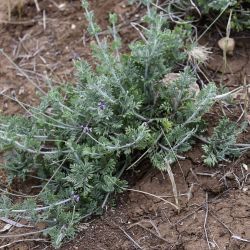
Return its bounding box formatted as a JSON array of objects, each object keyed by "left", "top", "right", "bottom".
[
  {"left": 202, "top": 118, "right": 244, "bottom": 166},
  {"left": 0, "top": 0, "right": 242, "bottom": 248}
]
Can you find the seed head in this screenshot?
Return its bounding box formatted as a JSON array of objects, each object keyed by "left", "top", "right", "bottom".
[{"left": 188, "top": 45, "right": 211, "bottom": 64}]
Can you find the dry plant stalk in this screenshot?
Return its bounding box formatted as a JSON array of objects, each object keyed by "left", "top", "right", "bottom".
[
  {"left": 243, "top": 76, "right": 250, "bottom": 123},
  {"left": 165, "top": 160, "right": 179, "bottom": 211}
]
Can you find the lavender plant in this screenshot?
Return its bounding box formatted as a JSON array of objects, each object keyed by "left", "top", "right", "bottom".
[{"left": 0, "top": 0, "right": 245, "bottom": 247}]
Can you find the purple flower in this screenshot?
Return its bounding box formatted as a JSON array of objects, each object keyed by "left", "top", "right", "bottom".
[
  {"left": 73, "top": 194, "right": 80, "bottom": 203},
  {"left": 81, "top": 125, "right": 92, "bottom": 133},
  {"left": 98, "top": 101, "right": 106, "bottom": 110},
  {"left": 71, "top": 192, "right": 80, "bottom": 203}
]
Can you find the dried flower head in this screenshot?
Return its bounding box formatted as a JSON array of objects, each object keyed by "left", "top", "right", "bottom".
[{"left": 188, "top": 45, "right": 211, "bottom": 64}]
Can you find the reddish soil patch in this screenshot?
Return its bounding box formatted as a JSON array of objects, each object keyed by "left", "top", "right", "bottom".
[{"left": 0, "top": 1, "right": 249, "bottom": 250}]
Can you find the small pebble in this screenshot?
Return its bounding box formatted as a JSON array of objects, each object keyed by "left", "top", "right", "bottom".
[{"left": 59, "top": 3, "right": 66, "bottom": 10}]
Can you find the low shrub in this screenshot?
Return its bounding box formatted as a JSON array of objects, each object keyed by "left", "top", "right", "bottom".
[{"left": 0, "top": 0, "right": 246, "bottom": 247}]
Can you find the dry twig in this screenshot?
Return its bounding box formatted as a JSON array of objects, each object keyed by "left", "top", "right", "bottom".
[
  {"left": 210, "top": 211, "right": 250, "bottom": 243},
  {"left": 203, "top": 192, "right": 211, "bottom": 250},
  {"left": 128, "top": 222, "right": 172, "bottom": 244},
  {"left": 125, "top": 188, "right": 179, "bottom": 210},
  {"left": 117, "top": 224, "right": 143, "bottom": 250},
  {"left": 0, "top": 238, "right": 49, "bottom": 249}
]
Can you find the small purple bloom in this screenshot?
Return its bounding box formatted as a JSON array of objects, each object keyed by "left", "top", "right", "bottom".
[
  {"left": 81, "top": 125, "right": 92, "bottom": 133},
  {"left": 73, "top": 194, "right": 80, "bottom": 203},
  {"left": 71, "top": 192, "right": 80, "bottom": 203},
  {"left": 98, "top": 101, "right": 106, "bottom": 110}
]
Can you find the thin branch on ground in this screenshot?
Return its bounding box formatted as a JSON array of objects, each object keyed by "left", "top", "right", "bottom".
[
  {"left": 0, "top": 238, "right": 50, "bottom": 249},
  {"left": 203, "top": 192, "right": 211, "bottom": 250},
  {"left": 128, "top": 221, "right": 172, "bottom": 244},
  {"left": 0, "top": 228, "right": 52, "bottom": 238},
  {"left": 173, "top": 189, "right": 231, "bottom": 226},
  {"left": 125, "top": 188, "right": 179, "bottom": 210},
  {"left": 0, "top": 217, "right": 33, "bottom": 228},
  {"left": 210, "top": 211, "right": 250, "bottom": 243},
  {"left": 116, "top": 224, "right": 143, "bottom": 250}
]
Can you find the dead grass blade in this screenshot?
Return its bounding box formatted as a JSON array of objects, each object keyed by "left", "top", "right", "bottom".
[
  {"left": 125, "top": 188, "right": 179, "bottom": 210},
  {"left": 164, "top": 160, "right": 179, "bottom": 211},
  {"left": 117, "top": 224, "right": 143, "bottom": 250}
]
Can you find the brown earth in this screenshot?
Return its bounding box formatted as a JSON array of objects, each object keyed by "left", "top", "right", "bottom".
[{"left": 0, "top": 0, "right": 249, "bottom": 250}]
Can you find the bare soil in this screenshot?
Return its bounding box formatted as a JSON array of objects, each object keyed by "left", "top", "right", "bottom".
[{"left": 0, "top": 1, "right": 249, "bottom": 249}]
